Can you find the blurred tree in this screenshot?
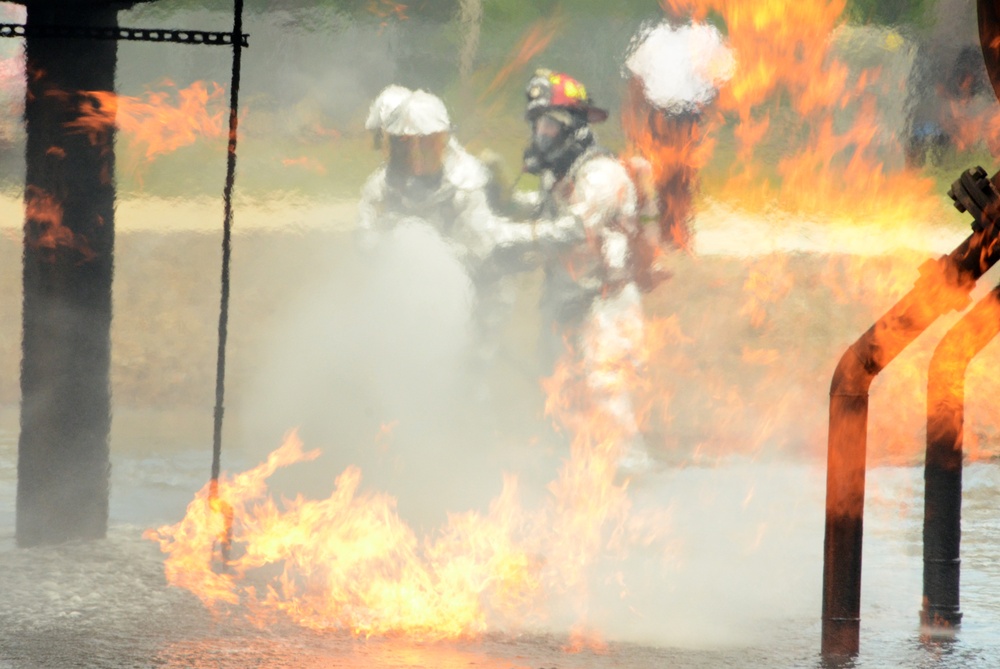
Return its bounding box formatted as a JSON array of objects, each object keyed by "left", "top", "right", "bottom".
[{"left": 845, "top": 0, "right": 933, "bottom": 26}]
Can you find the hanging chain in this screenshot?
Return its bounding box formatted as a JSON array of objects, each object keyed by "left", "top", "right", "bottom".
[{"left": 0, "top": 23, "right": 248, "bottom": 47}]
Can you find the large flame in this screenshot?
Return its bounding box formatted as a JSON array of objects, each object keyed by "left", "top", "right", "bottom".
[
  {"left": 626, "top": 0, "right": 942, "bottom": 225},
  {"left": 147, "top": 328, "right": 672, "bottom": 641},
  {"left": 617, "top": 0, "right": 1000, "bottom": 469}
]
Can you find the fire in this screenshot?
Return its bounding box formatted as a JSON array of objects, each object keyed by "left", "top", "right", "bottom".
[
  {"left": 23, "top": 185, "right": 96, "bottom": 262},
  {"left": 740, "top": 255, "right": 793, "bottom": 329},
  {"left": 618, "top": 0, "right": 1000, "bottom": 467},
  {"left": 281, "top": 156, "right": 327, "bottom": 174},
  {"left": 563, "top": 625, "right": 609, "bottom": 654},
  {"left": 67, "top": 80, "right": 228, "bottom": 163},
  {"left": 367, "top": 0, "right": 408, "bottom": 28},
  {"left": 145, "top": 435, "right": 599, "bottom": 639},
  {"left": 625, "top": 0, "right": 943, "bottom": 229},
  {"left": 148, "top": 321, "right": 675, "bottom": 641},
  {"left": 943, "top": 96, "right": 1000, "bottom": 159},
  {"left": 480, "top": 14, "right": 564, "bottom": 104}
]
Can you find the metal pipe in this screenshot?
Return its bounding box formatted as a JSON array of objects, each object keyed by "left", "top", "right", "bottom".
[
  {"left": 921, "top": 284, "right": 1000, "bottom": 631},
  {"left": 822, "top": 166, "right": 1000, "bottom": 658}
]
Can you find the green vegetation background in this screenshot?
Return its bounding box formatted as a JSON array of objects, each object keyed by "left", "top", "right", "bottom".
[{"left": 0, "top": 0, "right": 982, "bottom": 207}]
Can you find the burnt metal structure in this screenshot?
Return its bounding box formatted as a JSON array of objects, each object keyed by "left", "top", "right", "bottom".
[
  {"left": 0, "top": 22, "right": 247, "bottom": 45},
  {"left": 980, "top": 0, "right": 1000, "bottom": 105},
  {"left": 922, "top": 284, "right": 1000, "bottom": 631},
  {"left": 821, "top": 1, "right": 1000, "bottom": 657},
  {"left": 16, "top": 1, "right": 126, "bottom": 547},
  {"left": 12, "top": 0, "right": 246, "bottom": 547},
  {"left": 821, "top": 166, "right": 1000, "bottom": 658}
]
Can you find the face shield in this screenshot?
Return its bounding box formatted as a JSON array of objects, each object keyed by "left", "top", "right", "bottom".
[
  {"left": 522, "top": 111, "right": 580, "bottom": 176},
  {"left": 532, "top": 114, "right": 569, "bottom": 156},
  {"left": 388, "top": 131, "right": 449, "bottom": 178}
]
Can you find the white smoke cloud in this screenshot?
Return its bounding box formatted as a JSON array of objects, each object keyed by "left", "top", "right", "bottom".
[{"left": 624, "top": 20, "right": 735, "bottom": 114}]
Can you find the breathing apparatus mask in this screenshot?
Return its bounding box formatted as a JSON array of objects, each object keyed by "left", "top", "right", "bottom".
[{"left": 522, "top": 109, "right": 593, "bottom": 178}]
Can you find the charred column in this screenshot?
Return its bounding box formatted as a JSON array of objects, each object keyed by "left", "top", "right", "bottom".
[
  {"left": 921, "top": 285, "right": 1000, "bottom": 631},
  {"left": 16, "top": 3, "right": 125, "bottom": 547},
  {"left": 822, "top": 166, "right": 1000, "bottom": 657}
]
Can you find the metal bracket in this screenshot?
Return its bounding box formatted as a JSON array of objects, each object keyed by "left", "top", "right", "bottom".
[
  {"left": 948, "top": 165, "right": 999, "bottom": 231},
  {"left": 0, "top": 23, "right": 248, "bottom": 47}
]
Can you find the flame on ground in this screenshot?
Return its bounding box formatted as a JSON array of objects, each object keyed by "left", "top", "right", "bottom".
[{"left": 147, "top": 327, "right": 674, "bottom": 640}]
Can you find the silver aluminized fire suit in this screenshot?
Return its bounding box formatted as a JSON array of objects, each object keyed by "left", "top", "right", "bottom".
[{"left": 357, "top": 93, "right": 537, "bottom": 383}]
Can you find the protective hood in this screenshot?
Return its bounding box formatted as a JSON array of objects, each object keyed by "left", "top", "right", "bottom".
[
  {"left": 384, "top": 90, "right": 452, "bottom": 137},
  {"left": 365, "top": 84, "right": 412, "bottom": 132}
]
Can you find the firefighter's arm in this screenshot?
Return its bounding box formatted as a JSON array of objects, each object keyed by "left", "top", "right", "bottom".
[
  {"left": 474, "top": 208, "right": 583, "bottom": 282},
  {"left": 479, "top": 148, "right": 553, "bottom": 220}
]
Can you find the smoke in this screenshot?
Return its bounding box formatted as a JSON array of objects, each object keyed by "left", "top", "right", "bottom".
[
  {"left": 624, "top": 20, "right": 735, "bottom": 114},
  {"left": 233, "top": 221, "right": 555, "bottom": 532}
]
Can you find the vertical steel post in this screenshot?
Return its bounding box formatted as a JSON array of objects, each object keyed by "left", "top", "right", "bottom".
[
  {"left": 16, "top": 3, "right": 120, "bottom": 546},
  {"left": 922, "top": 286, "right": 1000, "bottom": 630}
]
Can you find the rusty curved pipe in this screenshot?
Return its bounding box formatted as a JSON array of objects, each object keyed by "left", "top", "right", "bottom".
[
  {"left": 921, "top": 284, "right": 1000, "bottom": 631},
  {"left": 822, "top": 177, "right": 1000, "bottom": 657}
]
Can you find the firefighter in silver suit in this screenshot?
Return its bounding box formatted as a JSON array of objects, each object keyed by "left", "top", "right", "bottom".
[{"left": 356, "top": 89, "right": 537, "bottom": 392}]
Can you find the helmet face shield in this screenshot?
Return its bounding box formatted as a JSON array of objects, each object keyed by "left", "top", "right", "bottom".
[
  {"left": 388, "top": 132, "right": 449, "bottom": 177},
  {"left": 523, "top": 110, "right": 586, "bottom": 176},
  {"left": 530, "top": 114, "right": 569, "bottom": 158}
]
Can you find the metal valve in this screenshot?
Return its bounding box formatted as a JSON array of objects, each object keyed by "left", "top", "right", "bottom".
[{"left": 948, "top": 165, "right": 1000, "bottom": 231}]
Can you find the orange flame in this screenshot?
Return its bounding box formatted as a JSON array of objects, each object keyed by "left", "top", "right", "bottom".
[
  {"left": 622, "top": 77, "right": 720, "bottom": 250},
  {"left": 367, "top": 0, "right": 408, "bottom": 27},
  {"left": 480, "top": 14, "right": 564, "bottom": 103},
  {"left": 23, "top": 185, "right": 97, "bottom": 262},
  {"left": 740, "top": 255, "right": 794, "bottom": 329},
  {"left": 68, "top": 80, "right": 228, "bottom": 162},
  {"left": 148, "top": 330, "right": 675, "bottom": 640},
  {"left": 281, "top": 156, "right": 327, "bottom": 175},
  {"left": 618, "top": 0, "right": 999, "bottom": 471},
  {"left": 626, "top": 0, "right": 941, "bottom": 227}
]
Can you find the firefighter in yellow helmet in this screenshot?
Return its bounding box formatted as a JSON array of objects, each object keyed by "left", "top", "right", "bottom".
[{"left": 509, "top": 69, "right": 656, "bottom": 474}]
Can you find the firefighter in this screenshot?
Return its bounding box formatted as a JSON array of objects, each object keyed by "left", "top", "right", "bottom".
[
  {"left": 357, "top": 89, "right": 503, "bottom": 251},
  {"left": 510, "top": 69, "right": 656, "bottom": 473},
  {"left": 356, "top": 89, "right": 538, "bottom": 397}
]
